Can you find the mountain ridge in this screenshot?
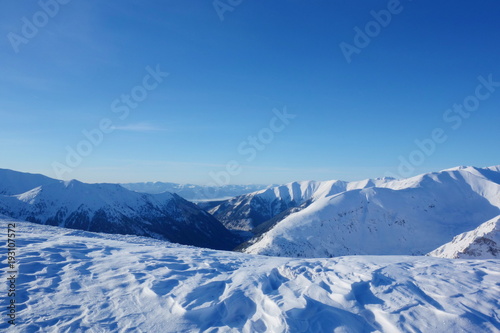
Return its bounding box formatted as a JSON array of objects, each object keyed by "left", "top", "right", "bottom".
[
  {"left": 0, "top": 169, "right": 238, "bottom": 250},
  {"left": 121, "top": 181, "right": 273, "bottom": 201},
  {"left": 241, "top": 165, "right": 500, "bottom": 257},
  {"left": 428, "top": 215, "right": 500, "bottom": 259}
]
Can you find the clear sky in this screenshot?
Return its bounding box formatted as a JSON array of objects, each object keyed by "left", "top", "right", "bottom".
[{"left": 1, "top": 0, "right": 499, "bottom": 185}]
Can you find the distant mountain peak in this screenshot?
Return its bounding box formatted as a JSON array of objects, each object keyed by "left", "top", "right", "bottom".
[{"left": 0, "top": 169, "right": 239, "bottom": 250}]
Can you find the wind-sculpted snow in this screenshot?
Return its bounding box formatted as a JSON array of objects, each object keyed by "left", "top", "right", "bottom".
[{"left": 2, "top": 220, "right": 499, "bottom": 332}]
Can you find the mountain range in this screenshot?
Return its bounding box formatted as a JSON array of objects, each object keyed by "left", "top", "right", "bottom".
[
  {"left": 121, "top": 181, "right": 272, "bottom": 201},
  {"left": 204, "top": 178, "right": 393, "bottom": 231},
  {"left": 0, "top": 169, "right": 237, "bottom": 250},
  {"left": 1, "top": 165, "right": 499, "bottom": 258},
  {"left": 239, "top": 166, "right": 500, "bottom": 257}
]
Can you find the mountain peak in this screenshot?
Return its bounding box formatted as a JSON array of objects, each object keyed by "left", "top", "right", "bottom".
[
  {"left": 0, "top": 169, "right": 239, "bottom": 250},
  {"left": 429, "top": 215, "right": 500, "bottom": 259},
  {"left": 241, "top": 165, "right": 500, "bottom": 257},
  {"left": 0, "top": 168, "right": 58, "bottom": 195}
]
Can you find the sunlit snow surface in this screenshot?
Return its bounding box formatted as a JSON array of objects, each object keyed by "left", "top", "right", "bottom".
[
  {"left": 2, "top": 219, "right": 500, "bottom": 333},
  {"left": 243, "top": 166, "right": 500, "bottom": 257},
  {"left": 429, "top": 215, "right": 500, "bottom": 259}
]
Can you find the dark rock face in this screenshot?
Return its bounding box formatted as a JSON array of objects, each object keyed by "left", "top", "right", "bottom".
[{"left": 209, "top": 195, "right": 302, "bottom": 231}]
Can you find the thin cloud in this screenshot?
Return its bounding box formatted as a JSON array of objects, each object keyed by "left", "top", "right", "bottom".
[{"left": 113, "top": 122, "right": 167, "bottom": 132}]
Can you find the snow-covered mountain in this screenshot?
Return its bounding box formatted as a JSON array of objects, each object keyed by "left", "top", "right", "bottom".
[
  {"left": 0, "top": 168, "right": 59, "bottom": 195},
  {"left": 2, "top": 219, "right": 499, "bottom": 332},
  {"left": 121, "top": 182, "right": 272, "bottom": 201},
  {"left": 428, "top": 215, "right": 500, "bottom": 259},
  {"left": 242, "top": 166, "right": 500, "bottom": 257},
  {"left": 207, "top": 178, "right": 392, "bottom": 231},
  {"left": 0, "top": 169, "right": 238, "bottom": 250}
]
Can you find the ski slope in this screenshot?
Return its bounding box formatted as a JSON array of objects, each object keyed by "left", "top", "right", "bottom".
[{"left": 2, "top": 219, "right": 499, "bottom": 332}]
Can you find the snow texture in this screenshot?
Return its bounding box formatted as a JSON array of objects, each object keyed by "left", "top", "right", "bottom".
[{"left": 1, "top": 219, "right": 500, "bottom": 333}]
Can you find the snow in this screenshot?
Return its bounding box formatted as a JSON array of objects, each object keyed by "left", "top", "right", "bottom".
[
  {"left": 1, "top": 219, "right": 499, "bottom": 332},
  {"left": 209, "top": 170, "right": 488, "bottom": 233},
  {"left": 0, "top": 169, "right": 57, "bottom": 195},
  {"left": 208, "top": 179, "right": 383, "bottom": 231},
  {"left": 244, "top": 166, "right": 500, "bottom": 257},
  {"left": 24, "top": 180, "right": 175, "bottom": 217},
  {"left": 428, "top": 215, "right": 500, "bottom": 259},
  {"left": 0, "top": 171, "right": 237, "bottom": 250}
]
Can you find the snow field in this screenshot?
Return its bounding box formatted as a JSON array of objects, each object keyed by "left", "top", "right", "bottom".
[{"left": 1, "top": 220, "right": 499, "bottom": 332}]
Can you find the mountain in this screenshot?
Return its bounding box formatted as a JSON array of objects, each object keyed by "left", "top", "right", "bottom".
[
  {"left": 207, "top": 178, "right": 392, "bottom": 231},
  {"left": 0, "top": 169, "right": 238, "bottom": 250},
  {"left": 0, "top": 168, "right": 59, "bottom": 195},
  {"left": 428, "top": 215, "right": 500, "bottom": 259},
  {"left": 3, "top": 219, "right": 499, "bottom": 332},
  {"left": 242, "top": 166, "right": 500, "bottom": 257},
  {"left": 121, "top": 182, "right": 272, "bottom": 201}
]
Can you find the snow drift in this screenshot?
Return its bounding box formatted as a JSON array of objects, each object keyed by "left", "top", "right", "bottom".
[{"left": 1, "top": 219, "right": 499, "bottom": 332}]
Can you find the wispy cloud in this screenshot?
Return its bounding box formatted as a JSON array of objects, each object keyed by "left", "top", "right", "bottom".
[
  {"left": 0, "top": 73, "right": 61, "bottom": 92},
  {"left": 113, "top": 122, "right": 167, "bottom": 132}
]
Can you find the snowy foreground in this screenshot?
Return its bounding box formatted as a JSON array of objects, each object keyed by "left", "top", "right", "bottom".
[{"left": 2, "top": 220, "right": 500, "bottom": 333}]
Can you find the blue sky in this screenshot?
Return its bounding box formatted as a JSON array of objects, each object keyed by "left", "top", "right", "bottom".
[{"left": 1, "top": 0, "right": 499, "bottom": 184}]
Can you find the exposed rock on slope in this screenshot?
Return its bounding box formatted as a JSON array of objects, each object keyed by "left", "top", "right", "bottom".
[
  {"left": 428, "top": 215, "right": 500, "bottom": 259},
  {"left": 0, "top": 170, "right": 238, "bottom": 250}
]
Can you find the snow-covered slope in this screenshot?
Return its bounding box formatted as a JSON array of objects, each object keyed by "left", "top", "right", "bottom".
[
  {"left": 428, "top": 215, "right": 500, "bottom": 259},
  {"left": 0, "top": 170, "right": 238, "bottom": 250},
  {"left": 0, "top": 168, "right": 58, "bottom": 195},
  {"left": 243, "top": 166, "right": 500, "bottom": 257},
  {"left": 2, "top": 220, "right": 499, "bottom": 332},
  {"left": 208, "top": 178, "right": 392, "bottom": 231},
  {"left": 121, "top": 182, "right": 272, "bottom": 201}
]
